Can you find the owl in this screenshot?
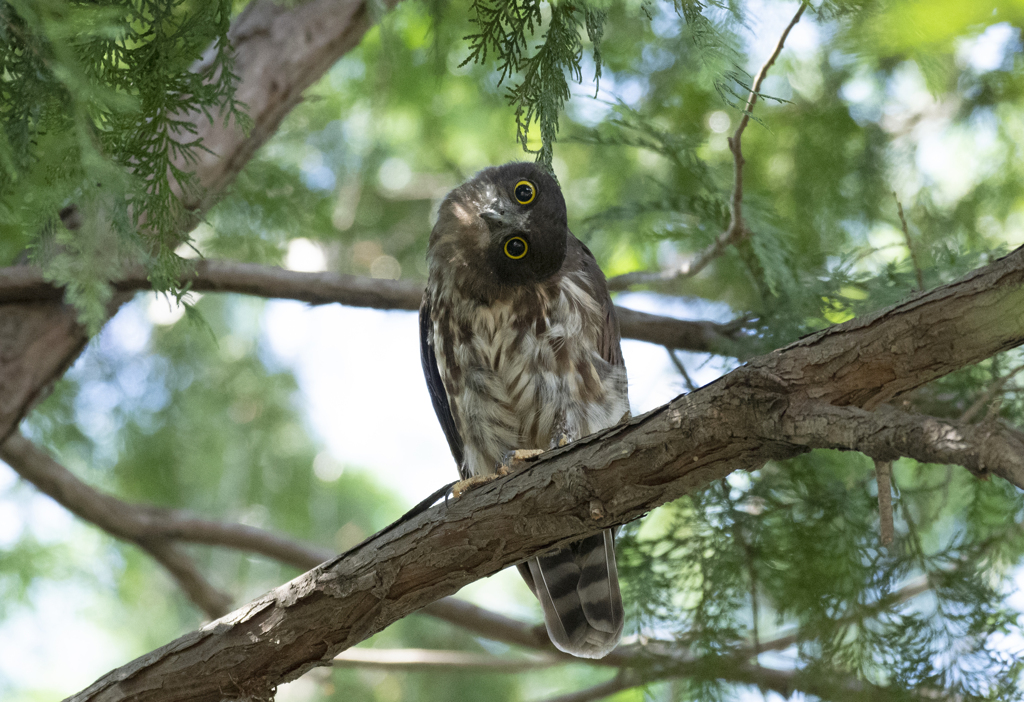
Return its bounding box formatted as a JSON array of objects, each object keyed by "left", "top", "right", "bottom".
[{"left": 420, "top": 162, "right": 629, "bottom": 658}]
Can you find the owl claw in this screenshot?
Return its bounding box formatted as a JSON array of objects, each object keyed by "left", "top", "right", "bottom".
[
  {"left": 450, "top": 474, "right": 499, "bottom": 499},
  {"left": 500, "top": 448, "right": 546, "bottom": 473},
  {"left": 449, "top": 449, "right": 546, "bottom": 499}
]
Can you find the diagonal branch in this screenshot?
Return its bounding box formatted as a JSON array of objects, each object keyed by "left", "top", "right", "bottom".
[
  {"left": 960, "top": 362, "right": 1024, "bottom": 423},
  {"left": 67, "top": 244, "right": 1024, "bottom": 702},
  {"left": 13, "top": 400, "right": 960, "bottom": 694},
  {"left": 142, "top": 540, "right": 234, "bottom": 618},
  {"left": 606, "top": 2, "right": 808, "bottom": 291},
  {"left": 0, "top": 433, "right": 234, "bottom": 618}
]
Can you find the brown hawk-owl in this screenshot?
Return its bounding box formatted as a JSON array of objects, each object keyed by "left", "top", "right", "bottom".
[{"left": 419, "top": 162, "right": 629, "bottom": 658}]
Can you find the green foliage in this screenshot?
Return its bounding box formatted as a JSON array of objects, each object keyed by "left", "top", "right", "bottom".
[
  {"left": 459, "top": 0, "right": 608, "bottom": 171},
  {"left": 0, "top": 0, "right": 245, "bottom": 331},
  {"left": 5, "top": 1, "right": 1024, "bottom": 701}
]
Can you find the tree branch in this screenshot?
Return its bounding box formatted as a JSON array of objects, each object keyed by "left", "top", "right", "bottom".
[
  {"left": 961, "top": 362, "right": 1024, "bottom": 423},
  {"left": 0, "top": 261, "right": 748, "bottom": 355},
  {"left": 606, "top": 2, "right": 808, "bottom": 291},
  {"left": 332, "top": 648, "right": 562, "bottom": 672},
  {"left": 11, "top": 404, "right": 944, "bottom": 701},
  {"left": 780, "top": 401, "right": 1024, "bottom": 490},
  {"left": 142, "top": 540, "right": 234, "bottom": 619},
  {"left": 67, "top": 245, "right": 1024, "bottom": 702},
  {"left": 0, "top": 433, "right": 234, "bottom": 618},
  {"left": 2, "top": 426, "right": 833, "bottom": 694},
  {"left": 180, "top": 0, "right": 401, "bottom": 211}
]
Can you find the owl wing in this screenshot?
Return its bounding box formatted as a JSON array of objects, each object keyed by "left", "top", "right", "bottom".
[
  {"left": 419, "top": 294, "right": 465, "bottom": 475},
  {"left": 577, "top": 239, "right": 624, "bottom": 370}
]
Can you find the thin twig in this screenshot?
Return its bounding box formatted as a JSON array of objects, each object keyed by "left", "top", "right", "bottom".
[
  {"left": 665, "top": 347, "right": 699, "bottom": 392},
  {"left": 730, "top": 1, "right": 809, "bottom": 217},
  {"left": 754, "top": 574, "right": 931, "bottom": 654},
  {"left": 961, "top": 362, "right": 1024, "bottom": 423},
  {"left": 333, "top": 648, "right": 562, "bottom": 672},
  {"left": 607, "top": 2, "right": 808, "bottom": 291},
  {"left": 143, "top": 540, "right": 234, "bottom": 618},
  {"left": 538, "top": 671, "right": 644, "bottom": 702},
  {"left": 894, "top": 193, "right": 924, "bottom": 290},
  {"left": 875, "top": 459, "right": 894, "bottom": 546}
]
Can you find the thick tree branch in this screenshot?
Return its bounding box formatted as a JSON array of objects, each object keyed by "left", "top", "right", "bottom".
[
  {"left": 68, "top": 245, "right": 1024, "bottom": 702},
  {"left": 606, "top": 2, "right": 808, "bottom": 292},
  {"left": 181, "top": 0, "right": 400, "bottom": 211},
  {"left": 0, "top": 0, "right": 394, "bottom": 446},
  {"left": 2, "top": 426, "right": 834, "bottom": 692}
]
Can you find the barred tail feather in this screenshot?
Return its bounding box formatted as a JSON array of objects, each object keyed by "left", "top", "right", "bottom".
[{"left": 523, "top": 529, "right": 623, "bottom": 659}]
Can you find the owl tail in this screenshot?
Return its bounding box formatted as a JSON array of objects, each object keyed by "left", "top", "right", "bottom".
[{"left": 518, "top": 529, "right": 624, "bottom": 659}]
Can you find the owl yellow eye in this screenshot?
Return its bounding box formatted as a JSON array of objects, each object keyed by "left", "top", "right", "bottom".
[
  {"left": 504, "top": 236, "right": 528, "bottom": 259},
  {"left": 513, "top": 180, "right": 536, "bottom": 205}
]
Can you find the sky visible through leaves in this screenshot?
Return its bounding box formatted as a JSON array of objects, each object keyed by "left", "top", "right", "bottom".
[{"left": 3, "top": 0, "right": 1024, "bottom": 700}]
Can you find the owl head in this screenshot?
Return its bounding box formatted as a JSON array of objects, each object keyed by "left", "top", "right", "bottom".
[{"left": 429, "top": 162, "right": 569, "bottom": 297}]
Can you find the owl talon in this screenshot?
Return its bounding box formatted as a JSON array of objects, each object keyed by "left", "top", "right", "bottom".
[
  {"left": 450, "top": 474, "right": 499, "bottom": 499},
  {"left": 500, "top": 448, "right": 546, "bottom": 473}
]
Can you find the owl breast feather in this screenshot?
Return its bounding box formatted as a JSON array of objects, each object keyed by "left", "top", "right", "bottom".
[{"left": 433, "top": 271, "right": 629, "bottom": 479}]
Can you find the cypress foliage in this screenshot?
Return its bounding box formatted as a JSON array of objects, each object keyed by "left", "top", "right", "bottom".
[{"left": 0, "top": 0, "right": 244, "bottom": 330}]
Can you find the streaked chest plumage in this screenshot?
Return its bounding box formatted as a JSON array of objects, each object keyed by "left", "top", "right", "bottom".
[{"left": 428, "top": 272, "right": 628, "bottom": 479}]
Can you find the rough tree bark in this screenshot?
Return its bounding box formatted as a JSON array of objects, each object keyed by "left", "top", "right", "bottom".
[
  {"left": 6, "top": 1, "right": 1023, "bottom": 699},
  {"left": 68, "top": 244, "right": 1024, "bottom": 702}
]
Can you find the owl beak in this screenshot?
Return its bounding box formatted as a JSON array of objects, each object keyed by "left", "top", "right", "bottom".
[
  {"left": 479, "top": 207, "right": 506, "bottom": 228},
  {"left": 479, "top": 198, "right": 524, "bottom": 233}
]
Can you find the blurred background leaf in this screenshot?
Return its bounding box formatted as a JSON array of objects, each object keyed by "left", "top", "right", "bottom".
[{"left": 2, "top": 0, "right": 1024, "bottom": 700}]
